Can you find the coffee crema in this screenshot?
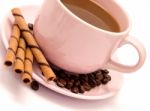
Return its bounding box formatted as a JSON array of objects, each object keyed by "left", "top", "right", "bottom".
[{"left": 61, "top": 0, "right": 120, "bottom": 32}]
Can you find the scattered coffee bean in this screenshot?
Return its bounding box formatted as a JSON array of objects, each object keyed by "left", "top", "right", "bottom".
[
  {"left": 84, "top": 75, "right": 89, "bottom": 81},
  {"left": 88, "top": 73, "right": 95, "bottom": 80},
  {"left": 64, "top": 70, "right": 75, "bottom": 74},
  {"left": 78, "top": 85, "right": 85, "bottom": 93},
  {"left": 94, "top": 70, "right": 102, "bottom": 74},
  {"left": 104, "top": 74, "right": 111, "bottom": 81},
  {"left": 101, "top": 75, "right": 111, "bottom": 84},
  {"left": 101, "top": 69, "right": 109, "bottom": 75},
  {"left": 95, "top": 72, "right": 103, "bottom": 80},
  {"left": 71, "top": 74, "right": 79, "bottom": 80},
  {"left": 101, "top": 78, "right": 108, "bottom": 84},
  {"left": 31, "top": 81, "right": 39, "bottom": 91},
  {"left": 83, "top": 83, "right": 91, "bottom": 91},
  {"left": 51, "top": 63, "right": 111, "bottom": 94},
  {"left": 74, "top": 80, "right": 80, "bottom": 86},
  {"left": 80, "top": 79, "right": 85, "bottom": 85},
  {"left": 71, "top": 86, "right": 79, "bottom": 94},
  {"left": 66, "top": 79, "right": 74, "bottom": 89},
  {"left": 80, "top": 74, "right": 88, "bottom": 82},
  {"left": 96, "top": 79, "right": 102, "bottom": 86},
  {"left": 88, "top": 78, "right": 97, "bottom": 88},
  {"left": 58, "top": 71, "right": 67, "bottom": 78},
  {"left": 66, "top": 73, "right": 71, "bottom": 78},
  {"left": 56, "top": 79, "right": 67, "bottom": 88},
  {"left": 28, "top": 23, "right": 33, "bottom": 30}
]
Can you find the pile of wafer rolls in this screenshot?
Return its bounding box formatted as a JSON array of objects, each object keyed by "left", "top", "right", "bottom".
[{"left": 4, "top": 8, "right": 56, "bottom": 86}]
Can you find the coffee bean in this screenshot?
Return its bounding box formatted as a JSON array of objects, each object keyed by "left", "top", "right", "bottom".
[
  {"left": 95, "top": 70, "right": 103, "bottom": 74},
  {"left": 56, "top": 79, "right": 67, "bottom": 88},
  {"left": 58, "top": 71, "right": 67, "bottom": 78},
  {"left": 78, "top": 85, "right": 85, "bottom": 93},
  {"left": 71, "top": 74, "right": 79, "bottom": 80},
  {"left": 95, "top": 73, "right": 104, "bottom": 80},
  {"left": 64, "top": 77, "right": 70, "bottom": 82},
  {"left": 83, "top": 83, "right": 91, "bottom": 91},
  {"left": 56, "top": 81, "right": 64, "bottom": 87},
  {"left": 59, "top": 71, "right": 65, "bottom": 76},
  {"left": 101, "top": 69, "right": 109, "bottom": 75},
  {"left": 105, "top": 74, "right": 111, "bottom": 81},
  {"left": 31, "top": 81, "right": 39, "bottom": 91},
  {"left": 53, "top": 69, "right": 59, "bottom": 74},
  {"left": 79, "top": 74, "right": 85, "bottom": 79},
  {"left": 80, "top": 75, "right": 89, "bottom": 85},
  {"left": 101, "top": 75, "right": 111, "bottom": 84},
  {"left": 88, "top": 73, "right": 95, "bottom": 80},
  {"left": 80, "top": 74, "right": 88, "bottom": 82},
  {"left": 64, "top": 71, "right": 77, "bottom": 75},
  {"left": 101, "top": 79, "right": 108, "bottom": 84},
  {"left": 66, "top": 79, "right": 74, "bottom": 89},
  {"left": 54, "top": 78, "right": 58, "bottom": 83},
  {"left": 28, "top": 23, "right": 33, "bottom": 30},
  {"left": 66, "top": 73, "right": 71, "bottom": 78},
  {"left": 96, "top": 79, "right": 102, "bottom": 86},
  {"left": 88, "top": 78, "right": 97, "bottom": 88},
  {"left": 71, "top": 87, "right": 79, "bottom": 94},
  {"left": 80, "top": 79, "right": 85, "bottom": 85},
  {"left": 74, "top": 80, "right": 80, "bottom": 86},
  {"left": 84, "top": 75, "right": 88, "bottom": 81},
  {"left": 52, "top": 65, "right": 111, "bottom": 94}
]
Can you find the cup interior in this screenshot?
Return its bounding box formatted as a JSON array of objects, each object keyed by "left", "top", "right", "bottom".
[
  {"left": 59, "top": 0, "right": 130, "bottom": 33},
  {"left": 95, "top": 0, "right": 130, "bottom": 32}
]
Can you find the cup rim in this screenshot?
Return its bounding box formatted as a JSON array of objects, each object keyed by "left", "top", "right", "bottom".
[{"left": 58, "top": 0, "right": 131, "bottom": 36}]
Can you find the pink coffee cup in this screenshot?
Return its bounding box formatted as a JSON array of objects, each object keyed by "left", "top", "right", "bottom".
[{"left": 34, "top": 0, "right": 146, "bottom": 73}]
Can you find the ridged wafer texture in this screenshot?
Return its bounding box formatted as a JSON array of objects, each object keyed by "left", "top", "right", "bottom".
[
  {"left": 14, "top": 38, "right": 26, "bottom": 74},
  {"left": 22, "top": 48, "right": 33, "bottom": 85},
  {"left": 4, "top": 24, "right": 20, "bottom": 66},
  {"left": 11, "top": 8, "right": 56, "bottom": 81}
]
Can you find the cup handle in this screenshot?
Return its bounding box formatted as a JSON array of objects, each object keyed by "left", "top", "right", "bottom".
[{"left": 106, "top": 36, "right": 146, "bottom": 73}]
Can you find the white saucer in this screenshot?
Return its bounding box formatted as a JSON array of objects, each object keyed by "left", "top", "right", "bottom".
[{"left": 0, "top": 5, "right": 123, "bottom": 100}]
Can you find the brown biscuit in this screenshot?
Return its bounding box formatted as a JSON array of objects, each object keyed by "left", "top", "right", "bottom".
[
  {"left": 14, "top": 38, "right": 26, "bottom": 74},
  {"left": 22, "top": 48, "right": 33, "bottom": 85},
  {"left": 11, "top": 8, "right": 56, "bottom": 81},
  {"left": 4, "top": 24, "right": 20, "bottom": 66}
]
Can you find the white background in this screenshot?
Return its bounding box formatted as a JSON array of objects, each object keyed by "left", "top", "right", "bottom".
[{"left": 0, "top": 0, "right": 150, "bottom": 111}]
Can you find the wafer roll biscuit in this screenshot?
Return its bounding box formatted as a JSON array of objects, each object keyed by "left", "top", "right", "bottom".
[
  {"left": 11, "top": 8, "right": 56, "bottom": 81},
  {"left": 22, "top": 48, "right": 33, "bottom": 85},
  {"left": 4, "top": 24, "right": 20, "bottom": 66},
  {"left": 22, "top": 73, "right": 32, "bottom": 85},
  {"left": 14, "top": 38, "right": 26, "bottom": 74}
]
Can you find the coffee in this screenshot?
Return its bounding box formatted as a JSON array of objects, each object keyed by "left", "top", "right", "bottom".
[{"left": 61, "top": 0, "right": 120, "bottom": 32}]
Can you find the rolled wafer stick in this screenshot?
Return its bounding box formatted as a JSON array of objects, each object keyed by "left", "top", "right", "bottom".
[
  {"left": 14, "top": 37, "right": 26, "bottom": 74},
  {"left": 22, "top": 48, "right": 33, "bottom": 85},
  {"left": 11, "top": 8, "right": 56, "bottom": 81},
  {"left": 4, "top": 24, "right": 20, "bottom": 66}
]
